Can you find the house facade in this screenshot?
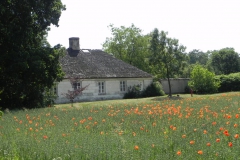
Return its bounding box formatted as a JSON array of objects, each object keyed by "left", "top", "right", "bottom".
[{"left": 55, "top": 37, "right": 153, "bottom": 104}]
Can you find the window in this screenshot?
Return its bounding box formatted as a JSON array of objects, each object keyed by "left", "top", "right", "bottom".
[
  {"left": 98, "top": 82, "right": 105, "bottom": 94},
  {"left": 73, "top": 82, "right": 81, "bottom": 90},
  {"left": 120, "top": 81, "right": 126, "bottom": 92}
]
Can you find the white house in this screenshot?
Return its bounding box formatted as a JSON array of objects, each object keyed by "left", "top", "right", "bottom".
[{"left": 54, "top": 37, "right": 153, "bottom": 104}]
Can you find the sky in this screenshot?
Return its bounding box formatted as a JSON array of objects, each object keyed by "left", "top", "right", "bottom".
[{"left": 47, "top": 0, "right": 240, "bottom": 53}]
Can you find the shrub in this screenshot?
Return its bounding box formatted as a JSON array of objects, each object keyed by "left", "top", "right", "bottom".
[
  {"left": 184, "top": 85, "right": 191, "bottom": 93},
  {"left": 141, "top": 81, "right": 165, "bottom": 97},
  {"left": 123, "top": 84, "right": 142, "bottom": 99},
  {"left": 43, "top": 88, "right": 58, "bottom": 107},
  {"left": 215, "top": 72, "right": 240, "bottom": 92},
  {"left": 123, "top": 81, "right": 165, "bottom": 99},
  {"left": 188, "top": 65, "right": 220, "bottom": 94}
]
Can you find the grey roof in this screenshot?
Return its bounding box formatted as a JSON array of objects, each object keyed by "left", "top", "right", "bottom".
[{"left": 60, "top": 49, "right": 153, "bottom": 79}]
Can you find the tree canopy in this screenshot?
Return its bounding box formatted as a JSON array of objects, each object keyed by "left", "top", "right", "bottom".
[
  {"left": 102, "top": 24, "right": 151, "bottom": 72},
  {"left": 149, "top": 28, "right": 187, "bottom": 96},
  {"left": 0, "top": 0, "right": 66, "bottom": 110},
  {"left": 209, "top": 48, "right": 240, "bottom": 75},
  {"left": 188, "top": 49, "right": 209, "bottom": 65}
]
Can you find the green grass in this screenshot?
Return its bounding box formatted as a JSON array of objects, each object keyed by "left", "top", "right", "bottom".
[
  {"left": 0, "top": 92, "right": 240, "bottom": 159},
  {"left": 57, "top": 92, "right": 229, "bottom": 108}
]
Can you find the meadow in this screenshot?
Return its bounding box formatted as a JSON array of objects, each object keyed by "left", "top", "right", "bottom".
[{"left": 0, "top": 92, "right": 240, "bottom": 160}]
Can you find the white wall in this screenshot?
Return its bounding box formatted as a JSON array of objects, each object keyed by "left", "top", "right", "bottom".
[
  {"left": 160, "top": 78, "right": 189, "bottom": 94},
  {"left": 55, "top": 78, "right": 153, "bottom": 104}
]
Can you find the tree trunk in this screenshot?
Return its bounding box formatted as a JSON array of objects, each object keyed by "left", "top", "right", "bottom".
[
  {"left": 70, "top": 99, "right": 73, "bottom": 107},
  {"left": 166, "top": 66, "right": 172, "bottom": 97}
]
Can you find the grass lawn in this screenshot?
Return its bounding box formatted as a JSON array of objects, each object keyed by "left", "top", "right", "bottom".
[
  {"left": 0, "top": 92, "right": 240, "bottom": 159},
  {"left": 56, "top": 92, "right": 227, "bottom": 108}
]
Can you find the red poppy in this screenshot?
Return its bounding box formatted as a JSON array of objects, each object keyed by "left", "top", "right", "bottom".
[
  {"left": 223, "top": 130, "right": 230, "bottom": 136},
  {"left": 43, "top": 135, "right": 48, "bottom": 139},
  {"left": 190, "top": 140, "right": 195, "bottom": 145},
  {"left": 206, "top": 142, "right": 211, "bottom": 146},
  {"left": 176, "top": 151, "right": 181, "bottom": 155},
  {"left": 235, "top": 114, "right": 239, "bottom": 118},
  {"left": 234, "top": 134, "right": 239, "bottom": 139},
  {"left": 134, "top": 145, "right": 139, "bottom": 150}
]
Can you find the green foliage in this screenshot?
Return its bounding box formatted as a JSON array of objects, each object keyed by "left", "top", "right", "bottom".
[
  {"left": 103, "top": 24, "right": 151, "bottom": 72},
  {"left": 149, "top": 28, "right": 187, "bottom": 96},
  {"left": 0, "top": 110, "right": 3, "bottom": 119},
  {"left": 188, "top": 49, "right": 209, "bottom": 65},
  {"left": 123, "top": 84, "right": 142, "bottom": 99},
  {"left": 149, "top": 29, "right": 187, "bottom": 78},
  {"left": 209, "top": 48, "right": 240, "bottom": 75},
  {"left": 184, "top": 85, "right": 191, "bottom": 93},
  {"left": 43, "top": 87, "right": 58, "bottom": 107},
  {"left": 215, "top": 72, "right": 240, "bottom": 92},
  {"left": 141, "top": 81, "right": 165, "bottom": 97},
  {"left": 124, "top": 82, "right": 165, "bottom": 99},
  {"left": 0, "top": 0, "right": 66, "bottom": 110},
  {"left": 188, "top": 65, "right": 220, "bottom": 93},
  {"left": 184, "top": 49, "right": 210, "bottom": 78},
  {"left": 181, "top": 64, "right": 195, "bottom": 78}
]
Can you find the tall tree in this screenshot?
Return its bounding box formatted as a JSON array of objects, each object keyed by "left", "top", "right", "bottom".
[
  {"left": 209, "top": 48, "right": 240, "bottom": 75},
  {"left": 0, "top": 0, "right": 66, "bottom": 110},
  {"left": 102, "top": 24, "right": 150, "bottom": 72},
  {"left": 149, "top": 29, "right": 187, "bottom": 96}
]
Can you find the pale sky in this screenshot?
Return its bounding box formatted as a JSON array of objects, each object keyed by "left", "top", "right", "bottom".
[{"left": 47, "top": 0, "right": 240, "bottom": 53}]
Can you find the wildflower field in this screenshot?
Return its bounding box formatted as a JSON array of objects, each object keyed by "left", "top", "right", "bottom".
[{"left": 1, "top": 92, "right": 240, "bottom": 160}]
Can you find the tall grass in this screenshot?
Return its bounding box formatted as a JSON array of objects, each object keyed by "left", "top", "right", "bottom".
[{"left": 0, "top": 92, "right": 240, "bottom": 159}]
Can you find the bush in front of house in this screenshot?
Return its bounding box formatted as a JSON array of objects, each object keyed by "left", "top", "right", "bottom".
[
  {"left": 123, "top": 84, "right": 142, "bottom": 99},
  {"left": 141, "top": 81, "right": 165, "bottom": 97},
  {"left": 123, "top": 81, "right": 165, "bottom": 99},
  {"left": 215, "top": 72, "right": 240, "bottom": 92}
]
